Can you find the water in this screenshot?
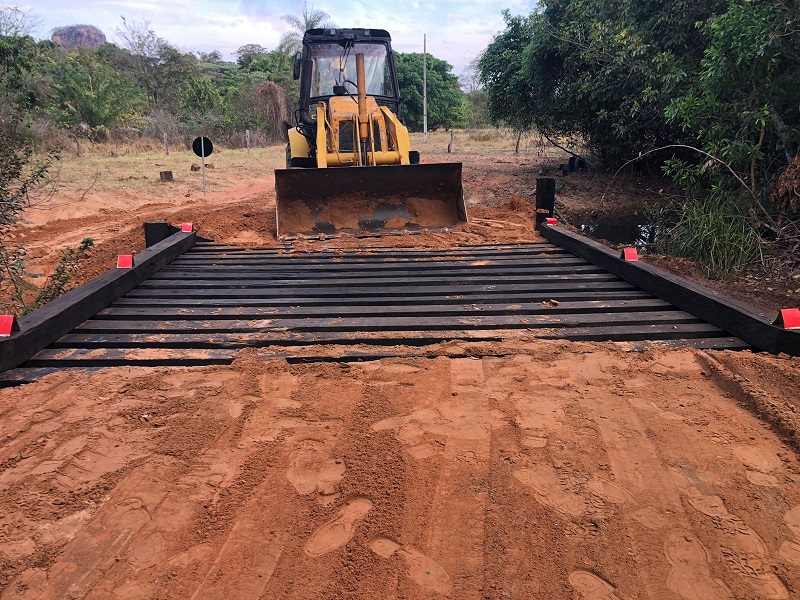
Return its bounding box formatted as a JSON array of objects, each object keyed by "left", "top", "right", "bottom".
[{"left": 578, "top": 215, "right": 657, "bottom": 248}]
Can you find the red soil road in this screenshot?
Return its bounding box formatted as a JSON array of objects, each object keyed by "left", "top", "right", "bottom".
[
  {"left": 3, "top": 147, "right": 800, "bottom": 597},
  {"left": 0, "top": 343, "right": 799, "bottom": 599}
]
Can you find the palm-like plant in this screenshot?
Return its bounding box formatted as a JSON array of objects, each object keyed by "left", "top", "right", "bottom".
[{"left": 279, "top": 2, "right": 336, "bottom": 56}]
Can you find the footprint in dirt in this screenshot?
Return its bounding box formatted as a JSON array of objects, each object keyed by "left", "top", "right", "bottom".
[
  {"left": 304, "top": 497, "right": 373, "bottom": 557},
  {"left": 513, "top": 463, "right": 586, "bottom": 517},
  {"left": 568, "top": 569, "right": 620, "bottom": 600},
  {"left": 779, "top": 505, "right": 800, "bottom": 567},
  {"left": 286, "top": 440, "right": 346, "bottom": 503},
  {"left": 687, "top": 493, "right": 789, "bottom": 599},
  {"left": 367, "top": 536, "right": 453, "bottom": 594},
  {"left": 664, "top": 531, "right": 733, "bottom": 600},
  {"left": 732, "top": 445, "right": 783, "bottom": 487}
]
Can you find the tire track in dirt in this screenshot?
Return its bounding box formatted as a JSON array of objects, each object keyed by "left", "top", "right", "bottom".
[
  {"left": 420, "top": 358, "right": 489, "bottom": 595},
  {"left": 510, "top": 355, "right": 634, "bottom": 597}
]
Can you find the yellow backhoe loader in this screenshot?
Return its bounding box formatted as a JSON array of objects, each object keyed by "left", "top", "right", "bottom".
[{"left": 275, "top": 28, "right": 467, "bottom": 236}]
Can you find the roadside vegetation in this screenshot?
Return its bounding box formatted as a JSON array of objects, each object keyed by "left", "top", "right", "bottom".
[{"left": 479, "top": 0, "right": 799, "bottom": 280}]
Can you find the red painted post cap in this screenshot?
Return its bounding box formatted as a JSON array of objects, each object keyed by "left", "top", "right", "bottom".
[
  {"left": 775, "top": 308, "right": 800, "bottom": 330},
  {"left": 0, "top": 315, "right": 19, "bottom": 337},
  {"left": 181, "top": 222, "right": 193, "bottom": 232},
  {"left": 117, "top": 254, "right": 134, "bottom": 269},
  {"left": 545, "top": 217, "right": 558, "bottom": 225},
  {"left": 621, "top": 248, "right": 639, "bottom": 261}
]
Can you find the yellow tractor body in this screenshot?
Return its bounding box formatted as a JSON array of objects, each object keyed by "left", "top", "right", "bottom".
[{"left": 275, "top": 28, "right": 466, "bottom": 237}]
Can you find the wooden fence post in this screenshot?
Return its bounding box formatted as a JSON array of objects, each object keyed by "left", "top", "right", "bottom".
[
  {"left": 535, "top": 178, "right": 555, "bottom": 229},
  {"left": 246, "top": 129, "right": 251, "bottom": 154},
  {"left": 164, "top": 133, "right": 169, "bottom": 156}
]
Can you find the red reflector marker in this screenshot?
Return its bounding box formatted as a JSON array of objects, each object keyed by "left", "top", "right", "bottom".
[
  {"left": 621, "top": 248, "right": 639, "bottom": 261},
  {"left": 0, "top": 315, "right": 19, "bottom": 337},
  {"left": 545, "top": 217, "right": 557, "bottom": 225},
  {"left": 181, "top": 222, "right": 193, "bottom": 232},
  {"left": 117, "top": 254, "right": 134, "bottom": 269},
  {"left": 776, "top": 308, "right": 800, "bottom": 330}
]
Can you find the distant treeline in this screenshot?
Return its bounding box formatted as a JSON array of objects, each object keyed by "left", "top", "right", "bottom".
[{"left": 0, "top": 21, "right": 480, "bottom": 152}]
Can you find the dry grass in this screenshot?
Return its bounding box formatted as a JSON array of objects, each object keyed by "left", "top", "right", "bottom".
[
  {"left": 39, "top": 146, "right": 286, "bottom": 198},
  {"left": 35, "top": 129, "right": 563, "bottom": 200},
  {"left": 410, "top": 129, "right": 570, "bottom": 159}
]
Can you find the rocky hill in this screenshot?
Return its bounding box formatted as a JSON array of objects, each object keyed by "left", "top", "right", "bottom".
[{"left": 51, "top": 25, "right": 107, "bottom": 49}]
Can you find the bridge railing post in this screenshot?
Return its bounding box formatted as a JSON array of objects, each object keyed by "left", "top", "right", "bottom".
[{"left": 535, "top": 177, "right": 555, "bottom": 230}]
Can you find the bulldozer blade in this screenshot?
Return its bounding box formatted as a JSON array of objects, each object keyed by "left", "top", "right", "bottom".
[{"left": 275, "top": 163, "right": 467, "bottom": 237}]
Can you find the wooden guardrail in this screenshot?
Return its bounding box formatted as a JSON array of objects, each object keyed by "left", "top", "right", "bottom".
[
  {"left": 540, "top": 223, "right": 799, "bottom": 356},
  {"left": 0, "top": 230, "right": 196, "bottom": 373}
]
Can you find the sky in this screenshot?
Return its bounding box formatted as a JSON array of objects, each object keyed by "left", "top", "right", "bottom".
[{"left": 17, "top": 0, "right": 535, "bottom": 75}]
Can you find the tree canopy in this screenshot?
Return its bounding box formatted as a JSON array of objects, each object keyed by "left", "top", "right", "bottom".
[
  {"left": 279, "top": 2, "right": 335, "bottom": 56},
  {"left": 479, "top": 0, "right": 800, "bottom": 226},
  {"left": 395, "top": 52, "right": 467, "bottom": 131}
]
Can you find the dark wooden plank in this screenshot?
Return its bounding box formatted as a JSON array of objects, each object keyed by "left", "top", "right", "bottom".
[
  {"left": 125, "top": 280, "right": 640, "bottom": 298},
  {"left": 540, "top": 224, "right": 796, "bottom": 355},
  {"left": 150, "top": 265, "right": 605, "bottom": 281},
  {"left": 26, "top": 348, "right": 237, "bottom": 367},
  {"left": 180, "top": 251, "right": 572, "bottom": 263},
  {"left": 136, "top": 272, "right": 622, "bottom": 289},
  {"left": 0, "top": 367, "right": 101, "bottom": 386},
  {"left": 74, "top": 310, "right": 704, "bottom": 333},
  {"left": 180, "top": 243, "right": 567, "bottom": 254},
  {"left": 111, "top": 290, "right": 654, "bottom": 307},
  {"left": 188, "top": 241, "right": 562, "bottom": 254},
  {"left": 52, "top": 322, "right": 732, "bottom": 349},
  {"left": 165, "top": 256, "right": 590, "bottom": 270},
  {"left": 96, "top": 298, "right": 672, "bottom": 320},
  {"left": 627, "top": 337, "right": 751, "bottom": 351},
  {"left": 0, "top": 231, "right": 196, "bottom": 373}
]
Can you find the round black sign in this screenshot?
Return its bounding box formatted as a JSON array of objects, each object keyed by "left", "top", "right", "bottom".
[{"left": 192, "top": 136, "right": 213, "bottom": 158}]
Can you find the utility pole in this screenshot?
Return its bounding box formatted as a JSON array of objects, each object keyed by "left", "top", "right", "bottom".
[{"left": 423, "top": 33, "right": 428, "bottom": 143}]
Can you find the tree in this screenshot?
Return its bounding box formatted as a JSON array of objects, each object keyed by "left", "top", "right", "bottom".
[
  {"left": 479, "top": 1, "right": 727, "bottom": 163},
  {"left": 236, "top": 43, "right": 267, "bottom": 68},
  {"left": 0, "top": 3, "right": 40, "bottom": 37},
  {"left": 113, "top": 17, "right": 198, "bottom": 109},
  {"left": 48, "top": 49, "right": 144, "bottom": 133},
  {"left": 395, "top": 52, "right": 467, "bottom": 131},
  {"left": 196, "top": 50, "right": 223, "bottom": 64},
  {"left": 665, "top": 0, "right": 799, "bottom": 198},
  {"left": 182, "top": 74, "right": 223, "bottom": 113},
  {"left": 478, "top": 11, "right": 536, "bottom": 133},
  {"left": 0, "top": 34, "right": 72, "bottom": 314},
  {"left": 278, "top": 2, "right": 335, "bottom": 56}
]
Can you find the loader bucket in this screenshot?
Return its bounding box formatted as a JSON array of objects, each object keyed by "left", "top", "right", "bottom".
[{"left": 275, "top": 163, "right": 466, "bottom": 237}]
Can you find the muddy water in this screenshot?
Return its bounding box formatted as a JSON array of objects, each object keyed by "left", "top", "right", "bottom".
[
  {"left": 0, "top": 344, "right": 798, "bottom": 598},
  {"left": 578, "top": 214, "right": 657, "bottom": 247}
]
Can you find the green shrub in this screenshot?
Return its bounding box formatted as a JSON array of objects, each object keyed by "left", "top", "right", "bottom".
[{"left": 648, "top": 197, "right": 767, "bottom": 279}]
